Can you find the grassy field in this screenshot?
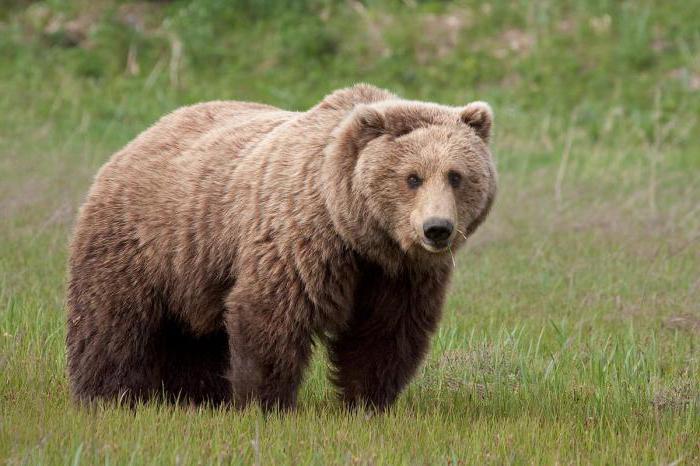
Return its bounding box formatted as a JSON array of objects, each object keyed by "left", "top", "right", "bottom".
[{"left": 1, "top": 0, "right": 699, "bottom": 464}]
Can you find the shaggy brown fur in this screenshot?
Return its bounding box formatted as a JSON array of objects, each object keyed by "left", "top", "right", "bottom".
[{"left": 66, "top": 84, "right": 497, "bottom": 411}]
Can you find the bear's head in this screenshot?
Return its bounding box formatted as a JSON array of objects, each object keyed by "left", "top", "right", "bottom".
[{"left": 323, "top": 96, "right": 497, "bottom": 267}]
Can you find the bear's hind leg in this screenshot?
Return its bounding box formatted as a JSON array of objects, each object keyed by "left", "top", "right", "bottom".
[
  {"left": 67, "top": 309, "right": 166, "bottom": 406},
  {"left": 159, "top": 318, "right": 232, "bottom": 406}
]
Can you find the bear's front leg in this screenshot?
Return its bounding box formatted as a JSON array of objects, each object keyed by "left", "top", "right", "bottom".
[
  {"left": 329, "top": 266, "right": 449, "bottom": 411},
  {"left": 224, "top": 278, "right": 314, "bottom": 412}
]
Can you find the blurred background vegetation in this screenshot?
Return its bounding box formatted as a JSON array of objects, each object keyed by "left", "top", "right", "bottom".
[{"left": 2, "top": 0, "right": 699, "bottom": 145}]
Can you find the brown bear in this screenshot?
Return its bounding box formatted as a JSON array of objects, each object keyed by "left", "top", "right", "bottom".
[{"left": 66, "top": 84, "right": 497, "bottom": 411}]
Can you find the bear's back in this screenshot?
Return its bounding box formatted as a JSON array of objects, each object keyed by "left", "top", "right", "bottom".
[
  {"left": 111, "top": 101, "right": 285, "bottom": 163},
  {"left": 69, "top": 101, "right": 296, "bottom": 335}
]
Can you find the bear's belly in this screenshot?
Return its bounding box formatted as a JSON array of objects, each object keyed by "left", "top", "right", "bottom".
[{"left": 166, "top": 279, "right": 233, "bottom": 336}]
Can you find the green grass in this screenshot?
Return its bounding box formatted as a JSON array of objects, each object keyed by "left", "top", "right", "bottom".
[{"left": 1, "top": 0, "right": 699, "bottom": 464}]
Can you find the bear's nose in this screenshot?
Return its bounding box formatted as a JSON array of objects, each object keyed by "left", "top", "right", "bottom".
[{"left": 423, "top": 218, "right": 454, "bottom": 243}]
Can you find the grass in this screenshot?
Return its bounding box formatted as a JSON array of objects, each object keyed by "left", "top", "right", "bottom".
[{"left": 1, "top": 0, "right": 699, "bottom": 464}]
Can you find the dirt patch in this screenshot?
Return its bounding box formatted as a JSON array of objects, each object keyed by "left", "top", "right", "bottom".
[
  {"left": 652, "top": 378, "right": 700, "bottom": 411},
  {"left": 668, "top": 68, "right": 700, "bottom": 92},
  {"left": 22, "top": 1, "right": 164, "bottom": 48},
  {"left": 349, "top": 3, "right": 472, "bottom": 64},
  {"left": 492, "top": 28, "right": 535, "bottom": 59},
  {"left": 420, "top": 346, "right": 521, "bottom": 394},
  {"left": 0, "top": 177, "right": 43, "bottom": 220},
  {"left": 415, "top": 7, "right": 472, "bottom": 64},
  {"left": 663, "top": 314, "right": 700, "bottom": 335}
]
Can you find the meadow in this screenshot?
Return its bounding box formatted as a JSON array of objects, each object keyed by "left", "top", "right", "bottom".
[{"left": 1, "top": 0, "right": 699, "bottom": 463}]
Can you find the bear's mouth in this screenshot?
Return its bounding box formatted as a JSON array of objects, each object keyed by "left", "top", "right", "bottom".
[{"left": 420, "top": 238, "right": 451, "bottom": 253}]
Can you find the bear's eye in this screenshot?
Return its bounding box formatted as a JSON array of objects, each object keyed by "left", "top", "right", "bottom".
[
  {"left": 447, "top": 170, "right": 462, "bottom": 188},
  {"left": 406, "top": 174, "right": 423, "bottom": 189}
]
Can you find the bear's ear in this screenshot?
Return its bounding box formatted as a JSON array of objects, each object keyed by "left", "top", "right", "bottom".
[
  {"left": 460, "top": 101, "right": 493, "bottom": 143},
  {"left": 330, "top": 104, "right": 386, "bottom": 159},
  {"left": 349, "top": 104, "right": 386, "bottom": 147}
]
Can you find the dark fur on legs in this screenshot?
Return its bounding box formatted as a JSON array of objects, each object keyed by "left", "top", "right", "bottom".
[
  {"left": 67, "top": 286, "right": 231, "bottom": 407},
  {"left": 66, "top": 277, "right": 164, "bottom": 405},
  {"left": 329, "top": 262, "right": 449, "bottom": 410},
  {"left": 160, "top": 318, "right": 232, "bottom": 406},
  {"left": 224, "top": 277, "right": 315, "bottom": 412}
]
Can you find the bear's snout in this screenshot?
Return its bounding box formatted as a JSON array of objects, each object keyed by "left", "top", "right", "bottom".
[
  {"left": 423, "top": 217, "right": 453, "bottom": 245},
  {"left": 418, "top": 216, "right": 455, "bottom": 252}
]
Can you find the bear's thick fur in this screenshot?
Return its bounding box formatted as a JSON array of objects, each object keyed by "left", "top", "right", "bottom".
[{"left": 67, "top": 84, "right": 497, "bottom": 410}]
